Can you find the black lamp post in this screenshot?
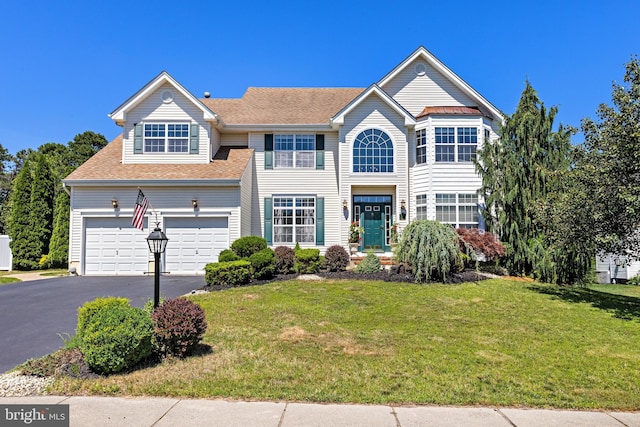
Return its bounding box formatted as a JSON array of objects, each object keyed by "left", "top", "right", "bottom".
[{"left": 146, "top": 223, "right": 169, "bottom": 308}]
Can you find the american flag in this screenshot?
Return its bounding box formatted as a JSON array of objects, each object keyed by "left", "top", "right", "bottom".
[{"left": 131, "top": 189, "right": 149, "bottom": 230}]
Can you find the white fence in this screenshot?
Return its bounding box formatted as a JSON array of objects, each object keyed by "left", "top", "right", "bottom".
[{"left": 0, "top": 235, "right": 12, "bottom": 271}]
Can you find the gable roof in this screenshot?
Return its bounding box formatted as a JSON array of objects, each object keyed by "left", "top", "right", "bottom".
[
  {"left": 64, "top": 135, "right": 253, "bottom": 185},
  {"left": 109, "top": 71, "right": 218, "bottom": 124},
  {"left": 330, "top": 84, "right": 416, "bottom": 129},
  {"left": 377, "top": 46, "right": 503, "bottom": 122},
  {"left": 201, "top": 87, "right": 364, "bottom": 128}
]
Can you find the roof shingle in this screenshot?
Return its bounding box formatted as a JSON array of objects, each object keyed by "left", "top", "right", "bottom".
[
  {"left": 202, "top": 87, "right": 364, "bottom": 125},
  {"left": 64, "top": 135, "right": 253, "bottom": 182}
]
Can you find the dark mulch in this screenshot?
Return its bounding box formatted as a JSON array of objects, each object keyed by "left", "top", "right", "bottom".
[{"left": 202, "top": 268, "right": 489, "bottom": 292}]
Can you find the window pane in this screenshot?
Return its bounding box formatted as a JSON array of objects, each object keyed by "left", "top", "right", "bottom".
[
  {"left": 353, "top": 129, "right": 394, "bottom": 173},
  {"left": 275, "top": 151, "right": 293, "bottom": 168}
]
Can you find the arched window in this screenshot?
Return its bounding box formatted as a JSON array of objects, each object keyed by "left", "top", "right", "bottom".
[{"left": 352, "top": 129, "right": 394, "bottom": 173}]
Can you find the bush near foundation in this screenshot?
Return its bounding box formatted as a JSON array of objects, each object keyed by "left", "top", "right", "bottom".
[
  {"left": 293, "top": 248, "right": 322, "bottom": 274},
  {"left": 274, "top": 246, "right": 295, "bottom": 274},
  {"left": 249, "top": 248, "right": 275, "bottom": 279},
  {"left": 218, "top": 249, "right": 239, "bottom": 262},
  {"left": 205, "top": 260, "right": 251, "bottom": 287},
  {"left": 395, "top": 220, "right": 464, "bottom": 282},
  {"left": 324, "top": 245, "right": 350, "bottom": 271},
  {"left": 230, "top": 236, "right": 267, "bottom": 258},
  {"left": 152, "top": 298, "right": 207, "bottom": 358},
  {"left": 355, "top": 251, "right": 381, "bottom": 273}
]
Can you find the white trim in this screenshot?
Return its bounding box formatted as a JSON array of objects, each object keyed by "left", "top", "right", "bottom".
[
  {"left": 109, "top": 71, "right": 217, "bottom": 123},
  {"left": 331, "top": 85, "right": 416, "bottom": 129},
  {"left": 377, "top": 46, "right": 504, "bottom": 123}
]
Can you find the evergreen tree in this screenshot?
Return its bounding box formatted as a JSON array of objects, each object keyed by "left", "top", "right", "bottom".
[
  {"left": 47, "top": 190, "right": 69, "bottom": 268},
  {"left": 8, "top": 159, "right": 38, "bottom": 269},
  {"left": 475, "top": 82, "right": 574, "bottom": 278},
  {"left": 29, "top": 152, "right": 55, "bottom": 267}
]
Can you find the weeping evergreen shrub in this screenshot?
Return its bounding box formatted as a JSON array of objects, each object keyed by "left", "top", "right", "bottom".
[{"left": 395, "top": 220, "right": 463, "bottom": 282}]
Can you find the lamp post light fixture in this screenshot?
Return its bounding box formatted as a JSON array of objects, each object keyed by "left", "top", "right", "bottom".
[
  {"left": 146, "top": 223, "right": 169, "bottom": 309},
  {"left": 400, "top": 199, "right": 407, "bottom": 220}
]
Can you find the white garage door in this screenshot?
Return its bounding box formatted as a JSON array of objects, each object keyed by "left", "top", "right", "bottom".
[
  {"left": 84, "top": 217, "right": 149, "bottom": 275},
  {"left": 164, "top": 217, "right": 229, "bottom": 275}
]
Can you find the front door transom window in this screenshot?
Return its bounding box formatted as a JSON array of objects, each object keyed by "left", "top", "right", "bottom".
[{"left": 353, "top": 129, "right": 394, "bottom": 173}]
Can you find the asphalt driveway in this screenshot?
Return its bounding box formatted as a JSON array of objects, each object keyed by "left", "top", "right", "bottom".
[{"left": 0, "top": 275, "right": 206, "bottom": 373}]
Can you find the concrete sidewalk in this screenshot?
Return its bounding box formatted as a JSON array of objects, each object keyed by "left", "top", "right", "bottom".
[{"left": 1, "top": 396, "right": 639, "bottom": 426}]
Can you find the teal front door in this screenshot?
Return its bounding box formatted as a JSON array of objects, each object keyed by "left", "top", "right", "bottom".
[
  {"left": 354, "top": 195, "right": 392, "bottom": 252},
  {"left": 364, "top": 210, "right": 384, "bottom": 250}
]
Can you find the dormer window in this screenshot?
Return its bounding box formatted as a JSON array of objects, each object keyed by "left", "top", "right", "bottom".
[{"left": 144, "top": 123, "right": 189, "bottom": 153}]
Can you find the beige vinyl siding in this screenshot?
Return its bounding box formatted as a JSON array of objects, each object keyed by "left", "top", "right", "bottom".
[
  {"left": 122, "top": 83, "right": 210, "bottom": 164},
  {"left": 68, "top": 186, "right": 241, "bottom": 267},
  {"left": 221, "top": 133, "right": 249, "bottom": 147},
  {"left": 249, "top": 131, "right": 340, "bottom": 251},
  {"left": 339, "top": 95, "right": 410, "bottom": 243},
  {"left": 239, "top": 153, "right": 254, "bottom": 236},
  {"left": 381, "top": 59, "right": 476, "bottom": 116},
  {"left": 210, "top": 126, "right": 221, "bottom": 159}
]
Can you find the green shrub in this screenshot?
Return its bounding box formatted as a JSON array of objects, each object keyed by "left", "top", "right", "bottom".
[
  {"left": 274, "top": 246, "right": 295, "bottom": 274},
  {"left": 249, "top": 248, "right": 275, "bottom": 279},
  {"left": 205, "top": 260, "right": 252, "bottom": 287},
  {"left": 355, "top": 250, "right": 381, "bottom": 273},
  {"left": 77, "top": 297, "right": 130, "bottom": 339},
  {"left": 218, "top": 249, "right": 239, "bottom": 263},
  {"left": 395, "top": 220, "right": 464, "bottom": 282},
  {"left": 231, "top": 236, "right": 267, "bottom": 258},
  {"left": 325, "top": 245, "right": 350, "bottom": 271},
  {"left": 293, "top": 248, "right": 322, "bottom": 274},
  {"left": 80, "top": 304, "right": 153, "bottom": 374},
  {"left": 152, "top": 298, "right": 207, "bottom": 358}
]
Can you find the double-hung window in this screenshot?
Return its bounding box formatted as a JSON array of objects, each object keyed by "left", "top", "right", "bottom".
[
  {"left": 273, "top": 196, "right": 315, "bottom": 243},
  {"left": 435, "top": 193, "right": 479, "bottom": 228},
  {"left": 274, "top": 134, "right": 316, "bottom": 168},
  {"left": 457, "top": 127, "right": 477, "bottom": 162},
  {"left": 435, "top": 127, "right": 478, "bottom": 163},
  {"left": 435, "top": 127, "right": 455, "bottom": 162},
  {"left": 416, "top": 194, "right": 428, "bottom": 220},
  {"left": 144, "top": 123, "right": 189, "bottom": 153},
  {"left": 416, "top": 129, "right": 427, "bottom": 164}
]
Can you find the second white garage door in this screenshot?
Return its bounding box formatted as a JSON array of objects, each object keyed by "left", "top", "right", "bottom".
[{"left": 164, "top": 217, "right": 229, "bottom": 275}]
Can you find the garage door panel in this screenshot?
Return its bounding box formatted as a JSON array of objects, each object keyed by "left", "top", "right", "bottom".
[
  {"left": 164, "top": 217, "right": 229, "bottom": 275},
  {"left": 84, "top": 217, "right": 148, "bottom": 275}
]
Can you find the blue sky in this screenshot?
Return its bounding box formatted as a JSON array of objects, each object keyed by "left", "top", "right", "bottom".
[{"left": 1, "top": 0, "right": 638, "bottom": 154}]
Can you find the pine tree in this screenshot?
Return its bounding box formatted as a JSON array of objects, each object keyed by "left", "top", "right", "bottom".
[
  {"left": 8, "top": 159, "right": 38, "bottom": 269},
  {"left": 476, "top": 82, "right": 573, "bottom": 277},
  {"left": 47, "top": 190, "right": 69, "bottom": 268},
  {"left": 29, "top": 152, "right": 55, "bottom": 267}
]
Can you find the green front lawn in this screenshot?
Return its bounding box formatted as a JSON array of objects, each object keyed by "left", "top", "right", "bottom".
[{"left": 50, "top": 278, "right": 640, "bottom": 410}]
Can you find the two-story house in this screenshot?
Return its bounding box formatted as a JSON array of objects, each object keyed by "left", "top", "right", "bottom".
[{"left": 63, "top": 46, "right": 503, "bottom": 275}]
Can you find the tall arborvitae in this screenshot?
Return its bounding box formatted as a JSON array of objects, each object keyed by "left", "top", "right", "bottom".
[
  {"left": 29, "top": 152, "right": 55, "bottom": 266},
  {"left": 475, "top": 82, "right": 573, "bottom": 278},
  {"left": 47, "top": 190, "right": 69, "bottom": 268},
  {"left": 8, "top": 159, "right": 38, "bottom": 269}
]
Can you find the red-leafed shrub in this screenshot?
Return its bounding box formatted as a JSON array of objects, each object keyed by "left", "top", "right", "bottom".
[
  {"left": 455, "top": 228, "right": 506, "bottom": 261},
  {"left": 324, "top": 245, "right": 350, "bottom": 271},
  {"left": 274, "top": 246, "right": 295, "bottom": 274},
  {"left": 152, "top": 298, "right": 207, "bottom": 358}
]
